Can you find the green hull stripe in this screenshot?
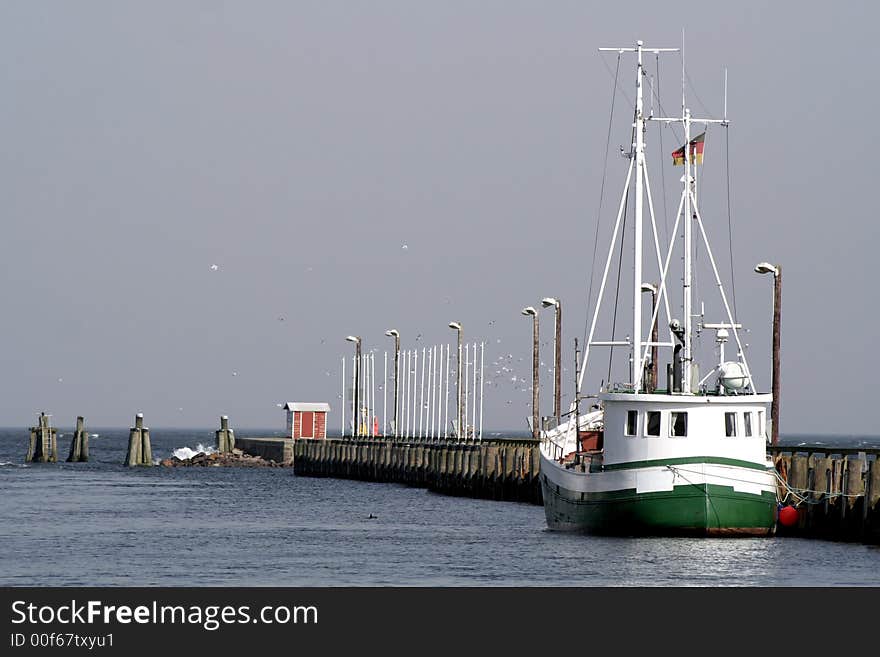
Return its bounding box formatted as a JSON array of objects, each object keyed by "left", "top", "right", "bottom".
[
  {"left": 542, "top": 480, "right": 776, "bottom": 535},
  {"left": 603, "top": 455, "right": 772, "bottom": 472}
]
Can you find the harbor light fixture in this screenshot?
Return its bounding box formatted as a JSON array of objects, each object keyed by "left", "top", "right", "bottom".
[
  {"left": 522, "top": 307, "right": 539, "bottom": 439},
  {"left": 346, "top": 336, "right": 362, "bottom": 436},
  {"left": 448, "top": 322, "right": 463, "bottom": 439},
  {"left": 385, "top": 329, "right": 400, "bottom": 438},
  {"left": 541, "top": 297, "right": 562, "bottom": 423},
  {"left": 755, "top": 262, "right": 782, "bottom": 446}
]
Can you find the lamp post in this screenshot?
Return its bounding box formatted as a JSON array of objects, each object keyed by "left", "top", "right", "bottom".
[
  {"left": 448, "top": 321, "right": 463, "bottom": 440},
  {"left": 522, "top": 306, "right": 539, "bottom": 439},
  {"left": 541, "top": 297, "right": 562, "bottom": 425},
  {"left": 640, "top": 283, "right": 658, "bottom": 393},
  {"left": 755, "top": 262, "right": 781, "bottom": 446},
  {"left": 346, "top": 336, "right": 361, "bottom": 437},
  {"left": 385, "top": 329, "right": 400, "bottom": 438}
]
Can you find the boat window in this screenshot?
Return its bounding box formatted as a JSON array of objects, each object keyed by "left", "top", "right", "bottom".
[
  {"left": 625, "top": 410, "right": 637, "bottom": 436},
  {"left": 758, "top": 410, "right": 765, "bottom": 437},
  {"left": 646, "top": 411, "right": 661, "bottom": 436},
  {"left": 724, "top": 412, "right": 737, "bottom": 437},
  {"left": 670, "top": 412, "right": 687, "bottom": 437},
  {"left": 744, "top": 412, "right": 753, "bottom": 437}
]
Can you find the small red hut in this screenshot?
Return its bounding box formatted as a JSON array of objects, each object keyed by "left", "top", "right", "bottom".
[{"left": 284, "top": 402, "right": 330, "bottom": 439}]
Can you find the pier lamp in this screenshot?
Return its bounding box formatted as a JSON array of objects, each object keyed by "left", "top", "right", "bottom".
[
  {"left": 346, "top": 336, "right": 362, "bottom": 437},
  {"left": 448, "top": 321, "right": 463, "bottom": 439},
  {"left": 385, "top": 329, "right": 400, "bottom": 438},
  {"left": 522, "top": 306, "right": 539, "bottom": 440},
  {"left": 755, "top": 262, "right": 781, "bottom": 446},
  {"left": 640, "top": 283, "right": 658, "bottom": 393},
  {"left": 541, "top": 297, "right": 562, "bottom": 424}
]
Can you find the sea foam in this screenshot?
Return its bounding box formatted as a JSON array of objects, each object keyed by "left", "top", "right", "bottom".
[{"left": 171, "top": 444, "right": 217, "bottom": 460}]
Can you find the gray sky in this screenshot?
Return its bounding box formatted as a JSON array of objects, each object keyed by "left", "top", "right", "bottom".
[{"left": 0, "top": 1, "right": 876, "bottom": 434}]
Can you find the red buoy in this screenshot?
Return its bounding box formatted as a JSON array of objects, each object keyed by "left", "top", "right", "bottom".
[{"left": 778, "top": 505, "right": 798, "bottom": 527}]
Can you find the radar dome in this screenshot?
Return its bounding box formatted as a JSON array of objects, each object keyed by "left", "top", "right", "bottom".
[{"left": 719, "top": 361, "right": 747, "bottom": 391}]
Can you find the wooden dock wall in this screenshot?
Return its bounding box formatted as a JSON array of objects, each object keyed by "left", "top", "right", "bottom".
[
  {"left": 293, "top": 438, "right": 543, "bottom": 505},
  {"left": 292, "top": 439, "right": 880, "bottom": 542},
  {"left": 770, "top": 445, "right": 880, "bottom": 543}
]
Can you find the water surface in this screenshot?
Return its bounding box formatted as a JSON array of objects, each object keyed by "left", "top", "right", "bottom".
[{"left": 2, "top": 428, "right": 878, "bottom": 586}]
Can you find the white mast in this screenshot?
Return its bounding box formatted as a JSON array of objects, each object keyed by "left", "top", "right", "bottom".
[
  {"left": 575, "top": 40, "right": 757, "bottom": 402},
  {"left": 683, "top": 107, "right": 693, "bottom": 393},
  {"left": 583, "top": 41, "right": 677, "bottom": 395},
  {"left": 632, "top": 41, "right": 644, "bottom": 384}
]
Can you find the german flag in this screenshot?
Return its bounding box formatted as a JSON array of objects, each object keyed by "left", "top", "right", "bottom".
[{"left": 671, "top": 132, "right": 706, "bottom": 166}]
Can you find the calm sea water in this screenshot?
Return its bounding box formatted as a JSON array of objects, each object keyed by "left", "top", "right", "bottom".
[{"left": 1, "top": 427, "right": 879, "bottom": 587}]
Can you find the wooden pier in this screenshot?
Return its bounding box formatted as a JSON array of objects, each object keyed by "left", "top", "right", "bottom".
[
  {"left": 292, "top": 437, "right": 542, "bottom": 505},
  {"left": 289, "top": 438, "right": 880, "bottom": 542},
  {"left": 770, "top": 445, "right": 880, "bottom": 543}
]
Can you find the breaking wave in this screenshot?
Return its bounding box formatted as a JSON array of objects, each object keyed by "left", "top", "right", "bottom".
[{"left": 171, "top": 444, "right": 217, "bottom": 460}]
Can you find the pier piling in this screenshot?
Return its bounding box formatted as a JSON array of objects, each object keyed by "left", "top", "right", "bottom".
[
  {"left": 66, "top": 416, "right": 89, "bottom": 462},
  {"left": 216, "top": 415, "right": 235, "bottom": 454},
  {"left": 125, "top": 413, "right": 153, "bottom": 467},
  {"left": 772, "top": 446, "right": 880, "bottom": 543},
  {"left": 26, "top": 412, "right": 58, "bottom": 463},
  {"left": 293, "top": 437, "right": 543, "bottom": 505}
]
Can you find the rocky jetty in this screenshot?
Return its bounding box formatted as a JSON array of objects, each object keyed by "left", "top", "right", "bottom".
[{"left": 159, "top": 448, "right": 289, "bottom": 468}]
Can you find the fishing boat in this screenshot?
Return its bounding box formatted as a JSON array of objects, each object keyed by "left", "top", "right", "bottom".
[{"left": 539, "top": 40, "right": 778, "bottom": 536}]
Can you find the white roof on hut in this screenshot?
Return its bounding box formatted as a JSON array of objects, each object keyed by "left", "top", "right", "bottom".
[{"left": 283, "top": 402, "right": 331, "bottom": 412}]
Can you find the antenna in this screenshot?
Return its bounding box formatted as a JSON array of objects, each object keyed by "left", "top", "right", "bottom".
[
  {"left": 723, "top": 67, "right": 728, "bottom": 120},
  {"left": 681, "top": 27, "right": 686, "bottom": 114}
]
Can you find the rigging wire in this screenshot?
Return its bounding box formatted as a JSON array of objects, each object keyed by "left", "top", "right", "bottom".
[
  {"left": 599, "top": 53, "right": 633, "bottom": 109},
  {"left": 685, "top": 68, "right": 716, "bottom": 119},
  {"left": 607, "top": 138, "right": 633, "bottom": 385},
  {"left": 582, "top": 54, "right": 622, "bottom": 378},
  {"left": 656, "top": 54, "right": 670, "bottom": 248}
]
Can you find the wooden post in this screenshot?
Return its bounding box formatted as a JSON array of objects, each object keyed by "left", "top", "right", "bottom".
[
  {"left": 522, "top": 308, "right": 539, "bottom": 439},
  {"left": 26, "top": 412, "right": 57, "bottom": 463},
  {"left": 142, "top": 426, "right": 152, "bottom": 465},
  {"left": 49, "top": 416, "right": 58, "bottom": 463},
  {"left": 126, "top": 419, "right": 141, "bottom": 467},
  {"left": 67, "top": 416, "right": 89, "bottom": 462},
  {"left": 80, "top": 417, "right": 89, "bottom": 461},
  {"left": 216, "top": 415, "right": 235, "bottom": 454},
  {"left": 125, "top": 413, "right": 153, "bottom": 466},
  {"left": 41, "top": 413, "right": 54, "bottom": 462},
  {"left": 454, "top": 325, "right": 463, "bottom": 441},
  {"left": 390, "top": 331, "right": 400, "bottom": 438},
  {"left": 26, "top": 428, "right": 37, "bottom": 463},
  {"left": 532, "top": 313, "right": 540, "bottom": 440},
  {"left": 553, "top": 301, "right": 562, "bottom": 422},
  {"left": 771, "top": 265, "right": 781, "bottom": 445}
]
